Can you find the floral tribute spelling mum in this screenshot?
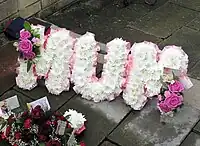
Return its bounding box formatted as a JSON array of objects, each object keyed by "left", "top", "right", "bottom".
[
  {"left": 14, "top": 21, "right": 41, "bottom": 72},
  {"left": 0, "top": 106, "right": 86, "bottom": 146}
]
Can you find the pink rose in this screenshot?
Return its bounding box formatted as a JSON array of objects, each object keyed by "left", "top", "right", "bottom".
[
  {"left": 24, "top": 52, "right": 35, "bottom": 59},
  {"left": 158, "top": 94, "right": 163, "bottom": 101},
  {"left": 164, "top": 91, "right": 171, "bottom": 98},
  {"left": 32, "top": 37, "right": 40, "bottom": 44},
  {"left": 158, "top": 102, "right": 172, "bottom": 113},
  {"left": 168, "top": 80, "right": 184, "bottom": 92},
  {"left": 19, "top": 39, "right": 33, "bottom": 53},
  {"left": 164, "top": 92, "right": 183, "bottom": 109},
  {"left": 20, "top": 29, "right": 31, "bottom": 40}
]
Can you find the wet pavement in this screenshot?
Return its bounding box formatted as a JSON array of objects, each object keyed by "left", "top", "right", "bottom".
[{"left": 1, "top": 0, "right": 200, "bottom": 145}]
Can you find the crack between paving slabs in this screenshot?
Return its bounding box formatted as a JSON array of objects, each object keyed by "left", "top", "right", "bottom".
[
  {"left": 179, "top": 110, "right": 200, "bottom": 146},
  {"left": 169, "top": 1, "right": 200, "bottom": 12},
  {"left": 192, "top": 129, "right": 200, "bottom": 136},
  {"left": 13, "top": 87, "right": 77, "bottom": 111},
  {"left": 0, "top": 84, "right": 17, "bottom": 97}
]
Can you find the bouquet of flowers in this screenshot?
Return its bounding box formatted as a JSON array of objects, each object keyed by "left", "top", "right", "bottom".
[
  {"left": 157, "top": 68, "right": 184, "bottom": 117},
  {"left": 0, "top": 106, "right": 86, "bottom": 146},
  {"left": 14, "top": 21, "right": 41, "bottom": 72}
]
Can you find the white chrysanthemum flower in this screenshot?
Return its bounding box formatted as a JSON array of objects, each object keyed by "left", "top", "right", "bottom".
[
  {"left": 74, "top": 37, "right": 130, "bottom": 102},
  {"left": 16, "top": 59, "right": 37, "bottom": 90},
  {"left": 64, "top": 109, "right": 86, "bottom": 130},
  {"left": 159, "top": 45, "right": 188, "bottom": 72}
]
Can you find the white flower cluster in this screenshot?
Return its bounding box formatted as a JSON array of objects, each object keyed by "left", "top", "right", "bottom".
[
  {"left": 63, "top": 109, "right": 86, "bottom": 130},
  {"left": 71, "top": 32, "right": 98, "bottom": 94},
  {"left": 81, "top": 38, "right": 130, "bottom": 102},
  {"left": 34, "top": 27, "right": 55, "bottom": 77},
  {"left": 123, "top": 42, "right": 163, "bottom": 110},
  {"left": 45, "top": 29, "right": 75, "bottom": 95},
  {"left": 16, "top": 59, "right": 38, "bottom": 90},
  {"left": 159, "top": 45, "right": 188, "bottom": 72}
]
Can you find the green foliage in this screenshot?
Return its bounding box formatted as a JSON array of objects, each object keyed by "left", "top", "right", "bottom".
[
  {"left": 27, "top": 60, "right": 33, "bottom": 72},
  {"left": 24, "top": 21, "right": 31, "bottom": 31},
  {"left": 33, "top": 46, "right": 41, "bottom": 56},
  {"left": 39, "top": 143, "right": 45, "bottom": 146}
]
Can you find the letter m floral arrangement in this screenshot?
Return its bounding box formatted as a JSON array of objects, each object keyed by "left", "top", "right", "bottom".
[
  {"left": 0, "top": 106, "right": 86, "bottom": 146},
  {"left": 14, "top": 21, "right": 42, "bottom": 72}
]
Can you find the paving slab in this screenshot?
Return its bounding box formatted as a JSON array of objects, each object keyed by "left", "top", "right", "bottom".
[
  {"left": 99, "top": 0, "right": 169, "bottom": 17},
  {"left": 130, "top": 2, "right": 198, "bottom": 39},
  {"left": 100, "top": 140, "right": 118, "bottom": 146},
  {"left": 58, "top": 95, "right": 131, "bottom": 146},
  {"left": 170, "top": 0, "right": 200, "bottom": 11},
  {"left": 180, "top": 132, "right": 200, "bottom": 146},
  {"left": 183, "top": 78, "right": 200, "bottom": 111},
  {"left": 159, "top": 26, "right": 200, "bottom": 70},
  {"left": 108, "top": 99, "right": 200, "bottom": 146},
  {"left": 0, "top": 90, "right": 33, "bottom": 113},
  {"left": 0, "top": 42, "right": 18, "bottom": 95},
  {"left": 47, "top": 1, "right": 161, "bottom": 43}
]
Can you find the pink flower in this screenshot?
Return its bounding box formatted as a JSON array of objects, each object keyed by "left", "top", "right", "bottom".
[
  {"left": 24, "top": 52, "right": 35, "bottom": 59},
  {"left": 158, "top": 94, "right": 163, "bottom": 101},
  {"left": 19, "top": 39, "right": 33, "bottom": 54},
  {"left": 164, "top": 91, "right": 171, "bottom": 98},
  {"left": 168, "top": 80, "right": 184, "bottom": 92},
  {"left": 158, "top": 102, "right": 172, "bottom": 113},
  {"left": 20, "top": 29, "right": 31, "bottom": 40},
  {"left": 32, "top": 37, "right": 40, "bottom": 45},
  {"left": 164, "top": 92, "right": 183, "bottom": 109},
  {"left": 75, "top": 125, "right": 86, "bottom": 135}
]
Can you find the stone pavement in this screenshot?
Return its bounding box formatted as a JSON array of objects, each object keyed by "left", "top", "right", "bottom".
[{"left": 1, "top": 0, "right": 200, "bottom": 145}]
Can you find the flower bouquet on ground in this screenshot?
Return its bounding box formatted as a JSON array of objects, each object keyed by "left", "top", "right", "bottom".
[
  {"left": 0, "top": 106, "right": 86, "bottom": 146},
  {"left": 13, "top": 21, "right": 42, "bottom": 72},
  {"left": 157, "top": 68, "right": 184, "bottom": 118}
]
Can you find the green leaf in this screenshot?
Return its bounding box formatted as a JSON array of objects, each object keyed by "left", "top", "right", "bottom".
[
  {"left": 33, "top": 46, "right": 40, "bottom": 55},
  {"left": 34, "top": 33, "right": 40, "bottom": 38},
  {"left": 24, "top": 21, "right": 31, "bottom": 31},
  {"left": 27, "top": 60, "right": 33, "bottom": 72},
  {"left": 39, "top": 143, "right": 45, "bottom": 146}
]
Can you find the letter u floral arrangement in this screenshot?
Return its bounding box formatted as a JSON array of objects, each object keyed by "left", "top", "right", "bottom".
[{"left": 14, "top": 22, "right": 193, "bottom": 118}]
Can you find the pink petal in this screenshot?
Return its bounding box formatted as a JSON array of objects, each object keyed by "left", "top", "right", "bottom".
[{"left": 164, "top": 91, "right": 171, "bottom": 98}]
